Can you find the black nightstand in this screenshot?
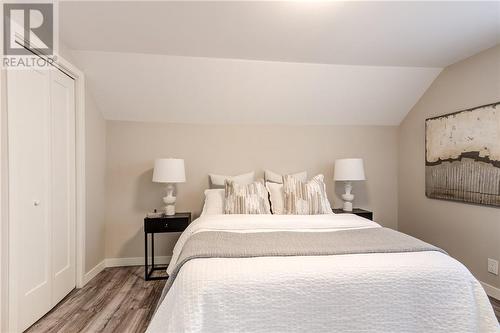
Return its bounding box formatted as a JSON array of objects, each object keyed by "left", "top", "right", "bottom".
[
  {"left": 332, "top": 208, "right": 373, "bottom": 220},
  {"left": 144, "top": 212, "right": 191, "bottom": 281}
]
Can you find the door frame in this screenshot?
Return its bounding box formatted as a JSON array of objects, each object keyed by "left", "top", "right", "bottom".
[
  {"left": 55, "top": 56, "right": 87, "bottom": 291},
  {"left": 0, "top": 47, "right": 87, "bottom": 332}
]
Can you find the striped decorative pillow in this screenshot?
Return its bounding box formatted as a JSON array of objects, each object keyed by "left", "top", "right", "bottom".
[
  {"left": 224, "top": 179, "right": 271, "bottom": 214},
  {"left": 283, "top": 174, "right": 332, "bottom": 215}
]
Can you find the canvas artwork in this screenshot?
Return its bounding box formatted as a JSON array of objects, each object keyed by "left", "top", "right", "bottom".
[{"left": 425, "top": 102, "right": 500, "bottom": 207}]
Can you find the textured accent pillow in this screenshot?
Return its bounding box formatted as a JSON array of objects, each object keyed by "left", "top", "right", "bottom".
[
  {"left": 224, "top": 179, "right": 271, "bottom": 214},
  {"left": 283, "top": 174, "right": 332, "bottom": 215},
  {"left": 264, "top": 170, "right": 307, "bottom": 184},
  {"left": 209, "top": 171, "right": 255, "bottom": 189}
]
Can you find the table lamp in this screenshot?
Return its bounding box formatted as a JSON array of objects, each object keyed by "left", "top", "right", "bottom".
[
  {"left": 333, "top": 158, "right": 366, "bottom": 212},
  {"left": 152, "top": 158, "right": 186, "bottom": 215}
]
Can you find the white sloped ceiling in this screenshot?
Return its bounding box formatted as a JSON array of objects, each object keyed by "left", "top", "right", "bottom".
[{"left": 59, "top": 1, "right": 500, "bottom": 125}]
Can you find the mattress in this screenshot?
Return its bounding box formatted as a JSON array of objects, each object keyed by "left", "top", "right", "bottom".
[{"left": 147, "top": 214, "right": 499, "bottom": 333}]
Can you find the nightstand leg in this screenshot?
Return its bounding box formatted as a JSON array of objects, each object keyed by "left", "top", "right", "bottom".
[
  {"left": 144, "top": 232, "right": 148, "bottom": 280},
  {"left": 151, "top": 233, "right": 155, "bottom": 269}
]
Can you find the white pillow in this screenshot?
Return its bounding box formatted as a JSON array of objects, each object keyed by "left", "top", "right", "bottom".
[
  {"left": 265, "top": 182, "right": 284, "bottom": 214},
  {"left": 209, "top": 171, "right": 255, "bottom": 188},
  {"left": 201, "top": 189, "right": 225, "bottom": 215},
  {"left": 265, "top": 170, "right": 307, "bottom": 184}
]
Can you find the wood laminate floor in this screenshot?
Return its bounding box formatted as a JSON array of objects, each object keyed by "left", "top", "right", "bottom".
[
  {"left": 26, "top": 266, "right": 166, "bottom": 333},
  {"left": 491, "top": 296, "right": 500, "bottom": 323},
  {"left": 26, "top": 266, "right": 500, "bottom": 332}
]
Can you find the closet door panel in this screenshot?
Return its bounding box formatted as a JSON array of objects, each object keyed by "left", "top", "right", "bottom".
[
  {"left": 7, "top": 68, "right": 52, "bottom": 332},
  {"left": 50, "top": 70, "right": 76, "bottom": 304}
]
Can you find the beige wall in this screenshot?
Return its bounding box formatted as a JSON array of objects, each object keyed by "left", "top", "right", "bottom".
[
  {"left": 84, "top": 90, "right": 107, "bottom": 272},
  {"left": 60, "top": 43, "right": 107, "bottom": 273},
  {"left": 1, "top": 68, "right": 8, "bottom": 333},
  {"left": 399, "top": 45, "right": 500, "bottom": 288},
  {"left": 105, "top": 122, "right": 398, "bottom": 259}
]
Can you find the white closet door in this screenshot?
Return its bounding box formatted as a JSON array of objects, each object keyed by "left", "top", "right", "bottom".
[
  {"left": 7, "top": 68, "right": 52, "bottom": 332},
  {"left": 7, "top": 67, "right": 76, "bottom": 332},
  {"left": 50, "top": 69, "right": 76, "bottom": 304}
]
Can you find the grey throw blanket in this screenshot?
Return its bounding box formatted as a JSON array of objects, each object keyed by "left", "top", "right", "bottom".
[{"left": 157, "top": 227, "right": 446, "bottom": 309}]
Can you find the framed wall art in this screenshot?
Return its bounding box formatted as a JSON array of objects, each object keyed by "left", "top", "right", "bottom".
[{"left": 425, "top": 102, "right": 500, "bottom": 207}]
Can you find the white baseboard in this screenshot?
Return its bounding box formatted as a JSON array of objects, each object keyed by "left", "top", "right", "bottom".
[
  {"left": 81, "top": 256, "right": 171, "bottom": 286},
  {"left": 481, "top": 281, "right": 500, "bottom": 300},
  {"left": 105, "top": 256, "right": 171, "bottom": 268},
  {"left": 83, "top": 260, "right": 106, "bottom": 285}
]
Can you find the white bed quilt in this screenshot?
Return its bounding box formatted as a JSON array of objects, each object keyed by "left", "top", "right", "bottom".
[{"left": 147, "top": 214, "right": 499, "bottom": 333}]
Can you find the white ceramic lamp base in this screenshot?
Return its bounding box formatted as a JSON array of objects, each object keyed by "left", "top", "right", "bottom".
[
  {"left": 341, "top": 181, "right": 355, "bottom": 212},
  {"left": 164, "top": 204, "right": 176, "bottom": 216},
  {"left": 343, "top": 201, "right": 353, "bottom": 212},
  {"left": 163, "top": 183, "right": 176, "bottom": 216}
]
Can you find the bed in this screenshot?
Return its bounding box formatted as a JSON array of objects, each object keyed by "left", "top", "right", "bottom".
[{"left": 146, "top": 213, "right": 499, "bottom": 332}]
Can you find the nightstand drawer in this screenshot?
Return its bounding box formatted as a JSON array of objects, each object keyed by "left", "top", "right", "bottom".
[
  {"left": 144, "top": 218, "right": 189, "bottom": 233},
  {"left": 353, "top": 211, "right": 373, "bottom": 220},
  {"left": 332, "top": 208, "right": 373, "bottom": 221}
]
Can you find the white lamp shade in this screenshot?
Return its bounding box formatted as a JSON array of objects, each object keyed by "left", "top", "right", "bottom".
[
  {"left": 152, "top": 158, "right": 186, "bottom": 183},
  {"left": 334, "top": 158, "right": 366, "bottom": 181}
]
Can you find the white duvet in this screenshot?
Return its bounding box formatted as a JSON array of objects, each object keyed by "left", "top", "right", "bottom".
[{"left": 147, "top": 214, "right": 499, "bottom": 333}]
